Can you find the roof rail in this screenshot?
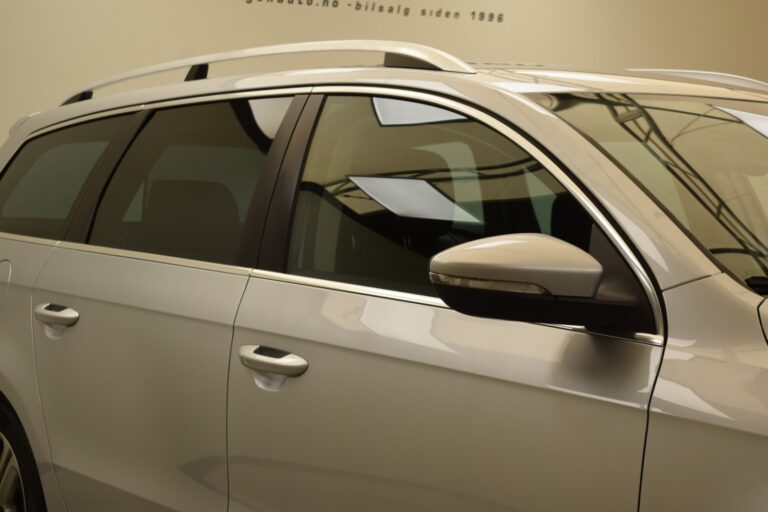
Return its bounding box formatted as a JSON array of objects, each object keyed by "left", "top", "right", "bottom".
[
  {"left": 62, "top": 40, "right": 475, "bottom": 105},
  {"left": 630, "top": 68, "right": 768, "bottom": 92}
]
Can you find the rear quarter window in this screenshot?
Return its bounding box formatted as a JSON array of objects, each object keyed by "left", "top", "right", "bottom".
[{"left": 0, "top": 116, "right": 127, "bottom": 239}]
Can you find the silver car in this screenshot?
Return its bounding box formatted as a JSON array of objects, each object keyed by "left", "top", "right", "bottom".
[{"left": 0, "top": 40, "right": 767, "bottom": 511}]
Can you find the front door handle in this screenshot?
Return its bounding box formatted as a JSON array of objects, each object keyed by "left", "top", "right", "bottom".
[
  {"left": 239, "top": 345, "right": 308, "bottom": 377},
  {"left": 34, "top": 303, "right": 80, "bottom": 327}
]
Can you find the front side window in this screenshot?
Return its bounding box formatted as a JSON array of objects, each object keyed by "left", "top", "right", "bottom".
[
  {"left": 287, "top": 95, "right": 599, "bottom": 296},
  {"left": 0, "top": 116, "right": 127, "bottom": 239},
  {"left": 89, "top": 97, "right": 293, "bottom": 265},
  {"left": 541, "top": 93, "right": 768, "bottom": 289}
]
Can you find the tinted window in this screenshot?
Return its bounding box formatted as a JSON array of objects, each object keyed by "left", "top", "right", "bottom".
[
  {"left": 288, "top": 96, "right": 596, "bottom": 296},
  {"left": 0, "top": 116, "right": 126, "bottom": 239},
  {"left": 90, "top": 97, "right": 293, "bottom": 265}
]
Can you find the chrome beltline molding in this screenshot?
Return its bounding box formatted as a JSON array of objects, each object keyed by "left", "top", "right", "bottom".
[
  {"left": 0, "top": 232, "right": 58, "bottom": 247},
  {"left": 56, "top": 241, "right": 252, "bottom": 277},
  {"left": 249, "top": 268, "right": 449, "bottom": 308}
]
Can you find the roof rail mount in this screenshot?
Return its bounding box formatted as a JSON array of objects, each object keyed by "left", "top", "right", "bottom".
[{"left": 62, "top": 40, "right": 475, "bottom": 106}]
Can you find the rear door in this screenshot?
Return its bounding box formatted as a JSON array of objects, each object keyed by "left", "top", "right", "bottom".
[
  {"left": 0, "top": 116, "right": 131, "bottom": 511},
  {"left": 31, "top": 93, "right": 306, "bottom": 511},
  {"left": 228, "top": 91, "right": 664, "bottom": 511}
]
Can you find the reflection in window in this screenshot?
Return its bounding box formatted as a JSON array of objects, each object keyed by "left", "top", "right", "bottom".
[
  {"left": 372, "top": 97, "right": 467, "bottom": 126},
  {"left": 90, "top": 97, "right": 293, "bottom": 265},
  {"left": 288, "top": 96, "right": 591, "bottom": 296},
  {"left": 0, "top": 116, "right": 127, "bottom": 239},
  {"left": 349, "top": 176, "right": 481, "bottom": 223},
  {"left": 545, "top": 93, "right": 768, "bottom": 285},
  {"left": 718, "top": 107, "right": 768, "bottom": 138}
]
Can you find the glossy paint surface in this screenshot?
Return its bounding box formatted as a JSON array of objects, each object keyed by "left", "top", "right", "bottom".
[
  {"left": 0, "top": 236, "right": 66, "bottom": 512},
  {"left": 641, "top": 273, "right": 768, "bottom": 511},
  {"left": 229, "top": 276, "right": 661, "bottom": 511},
  {"left": 1, "top": 46, "right": 766, "bottom": 510},
  {"left": 32, "top": 246, "right": 248, "bottom": 511}
]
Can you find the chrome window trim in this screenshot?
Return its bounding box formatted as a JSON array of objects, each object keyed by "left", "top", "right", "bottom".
[
  {"left": 29, "top": 87, "right": 314, "bottom": 138},
  {"left": 29, "top": 105, "right": 148, "bottom": 138},
  {"left": 543, "top": 324, "right": 663, "bottom": 346},
  {"left": 57, "top": 241, "right": 252, "bottom": 277},
  {"left": 0, "top": 232, "right": 58, "bottom": 247},
  {"left": 290, "top": 85, "right": 665, "bottom": 343},
  {"left": 249, "top": 268, "right": 448, "bottom": 308},
  {"left": 138, "top": 87, "right": 313, "bottom": 112}
]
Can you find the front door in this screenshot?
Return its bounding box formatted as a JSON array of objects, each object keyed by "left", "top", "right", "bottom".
[{"left": 227, "top": 92, "right": 663, "bottom": 511}]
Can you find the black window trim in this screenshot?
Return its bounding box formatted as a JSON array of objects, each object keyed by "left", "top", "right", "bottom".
[
  {"left": 259, "top": 94, "right": 325, "bottom": 271},
  {"left": 63, "top": 110, "right": 152, "bottom": 243}
]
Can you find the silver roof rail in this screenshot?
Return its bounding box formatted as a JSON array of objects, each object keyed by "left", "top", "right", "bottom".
[
  {"left": 630, "top": 68, "right": 768, "bottom": 92},
  {"left": 63, "top": 40, "right": 475, "bottom": 105}
]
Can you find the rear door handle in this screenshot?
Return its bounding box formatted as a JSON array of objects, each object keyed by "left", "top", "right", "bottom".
[
  {"left": 34, "top": 303, "right": 80, "bottom": 327},
  {"left": 239, "top": 345, "right": 308, "bottom": 377}
]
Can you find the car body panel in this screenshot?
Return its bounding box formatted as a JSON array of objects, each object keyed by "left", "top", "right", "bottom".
[
  {"left": 641, "top": 273, "right": 768, "bottom": 511},
  {"left": 228, "top": 275, "right": 662, "bottom": 512},
  {"left": 31, "top": 244, "right": 248, "bottom": 511},
  {"left": 0, "top": 234, "right": 67, "bottom": 512}
]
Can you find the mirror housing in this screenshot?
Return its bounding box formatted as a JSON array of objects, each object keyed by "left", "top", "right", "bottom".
[{"left": 429, "top": 234, "right": 652, "bottom": 332}]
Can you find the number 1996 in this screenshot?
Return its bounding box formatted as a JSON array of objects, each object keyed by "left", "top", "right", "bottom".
[{"left": 471, "top": 11, "right": 504, "bottom": 22}]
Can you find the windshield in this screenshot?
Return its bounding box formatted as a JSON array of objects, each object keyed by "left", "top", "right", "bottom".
[{"left": 540, "top": 93, "right": 768, "bottom": 289}]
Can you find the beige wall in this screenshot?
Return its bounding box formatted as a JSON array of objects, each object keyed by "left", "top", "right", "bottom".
[{"left": 0, "top": 0, "right": 766, "bottom": 133}]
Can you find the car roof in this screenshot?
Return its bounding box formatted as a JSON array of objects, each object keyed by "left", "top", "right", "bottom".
[{"left": 12, "top": 40, "right": 768, "bottom": 139}]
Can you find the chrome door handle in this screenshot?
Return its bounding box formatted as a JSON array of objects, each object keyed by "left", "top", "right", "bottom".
[
  {"left": 34, "top": 303, "right": 80, "bottom": 327},
  {"left": 239, "top": 345, "right": 308, "bottom": 377}
]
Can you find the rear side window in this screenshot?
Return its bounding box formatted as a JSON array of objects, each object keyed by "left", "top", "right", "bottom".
[
  {"left": 89, "top": 97, "right": 293, "bottom": 265},
  {"left": 288, "top": 96, "right": 595, "bottom": 296},
  {"left": 0, "top": 116, "right": 127, "bottom": 239}
]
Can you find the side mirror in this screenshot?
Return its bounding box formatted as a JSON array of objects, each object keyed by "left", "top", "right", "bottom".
[{"left": 429, "top": 233, "right": 642, "bottom": 330}]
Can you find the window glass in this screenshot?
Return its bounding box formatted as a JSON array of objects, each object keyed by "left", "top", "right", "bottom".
[
  {"left": 89, "top": 97, "right": 293, "bottom": 265},
  {"left": 0, "top": 116, "right": 126, "bottom": 239},
  {"left": 545, "top": 93, "right": 768, "bottom": 284},
  {"left": 288, "top": 95, "right": 595, "bottom": 296}
]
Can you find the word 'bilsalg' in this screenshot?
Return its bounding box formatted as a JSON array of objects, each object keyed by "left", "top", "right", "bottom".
[{"left": 245, "top": 0, "right": 505, "bottom": 22}]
